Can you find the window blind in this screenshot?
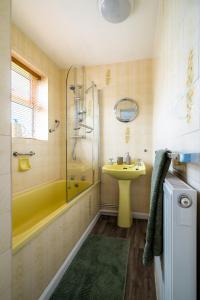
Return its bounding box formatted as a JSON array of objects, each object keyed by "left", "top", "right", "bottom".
[{"left": 11, "top": 58, "right": 41, "bottom": 138}]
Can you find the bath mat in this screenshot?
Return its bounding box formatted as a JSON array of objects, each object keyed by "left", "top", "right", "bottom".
[{"left": 50, "top": 235, "right": 130, "bottom": 300}]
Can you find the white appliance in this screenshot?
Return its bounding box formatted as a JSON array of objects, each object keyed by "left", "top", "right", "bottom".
[{"left": 155, "top": 173, "right": 197, "bottom": 300}]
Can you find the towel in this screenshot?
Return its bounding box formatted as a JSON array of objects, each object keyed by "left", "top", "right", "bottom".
[{"left": 143, "top": 150, "right": 171, "bottom": 266}]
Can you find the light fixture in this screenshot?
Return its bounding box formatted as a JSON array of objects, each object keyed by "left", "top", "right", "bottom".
[{"left": 98, "top": 0, "right": 132, "bottom": 23}]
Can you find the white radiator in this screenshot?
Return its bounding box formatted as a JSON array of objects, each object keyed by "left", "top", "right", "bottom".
[{"left": 155, "top": 173, "right": 197, "bottom": 300}]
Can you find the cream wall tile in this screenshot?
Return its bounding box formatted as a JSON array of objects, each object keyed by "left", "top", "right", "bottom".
[
  {"left": 31, "top": 234, "right": 49, "bottom": 300},
  {"left": 0, "top": 2, "right": 12, "bottom": 297},
  {"left": 153, "top": 0, "right": 200, "bottom": 191},
  {"left": 0, "top": 135, "right": 11, "bottom": 175},
  {"left": 0, "top": 174, "right": 11, "bottom": 213},
  {"left": 0, "top": 211, "right": 12, "bottom": 254},
  {"left": 0, "top": 0, "right": 11, "bottom": 136},
  {"left": 12, "top": 243, "right": 33, "bottom": 300},
  {"left": 86, "top": 59, "right": 153, "bottom": 213},
  {"left": 0, "top": 250, "right": 11, "bottom": 299},
  {"left": 0, "top": 288, "right": 12, "bottom": 300},
  {"left": 12, "top": 25, "right": 63, "bottom": 193}
]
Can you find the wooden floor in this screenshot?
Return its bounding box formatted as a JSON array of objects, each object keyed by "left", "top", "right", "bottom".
[{"left": 91, "top": 215, "right": 156, "bottom": 300}]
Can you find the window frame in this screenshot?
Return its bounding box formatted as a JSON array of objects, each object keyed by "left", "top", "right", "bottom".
[{"left": 11, "top": 56, "right": 42, "bottom": 139}]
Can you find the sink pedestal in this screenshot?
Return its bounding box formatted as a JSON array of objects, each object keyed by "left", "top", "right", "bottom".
[
  {"left": 118, "top": 180, "right": 132, "bottom": 228},
  {"left": 102, "top": 161, "right": 146, "bottom": 228}
]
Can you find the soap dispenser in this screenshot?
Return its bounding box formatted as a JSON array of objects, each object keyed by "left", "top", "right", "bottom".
[{"left": 125, "top": 152, "right": 131, "bottom": 165}]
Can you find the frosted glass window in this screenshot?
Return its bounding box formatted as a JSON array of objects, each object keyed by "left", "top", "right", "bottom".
[{"left": 11, "top": 102, "right": 33, "bottom": 138}]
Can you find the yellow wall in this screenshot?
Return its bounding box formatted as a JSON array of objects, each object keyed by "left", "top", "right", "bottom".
[
  {"left": 153, "top": 0, "right": 200, "bottom": 191},
  {"left": 0, "top": 1, "right": 12, "bottom": 299},
  {"left": 12, "top": 25, "right": 64, "bottom": 193},
  {"left": 86, "top": 60, "right": 153, "bottom": 214}
]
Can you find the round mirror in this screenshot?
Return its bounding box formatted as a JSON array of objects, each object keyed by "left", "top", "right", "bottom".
[{"left": 114, "top": 98, "right": 138, "bottom": 122}]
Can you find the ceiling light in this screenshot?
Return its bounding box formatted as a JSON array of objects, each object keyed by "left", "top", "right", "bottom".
[{"left": 99, "top": 0, "right": 132, "bottom": 23}]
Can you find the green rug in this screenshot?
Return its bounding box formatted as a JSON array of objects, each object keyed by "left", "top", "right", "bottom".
[{"left": 50, "top": 235, "right": 130, "bottom": 300}]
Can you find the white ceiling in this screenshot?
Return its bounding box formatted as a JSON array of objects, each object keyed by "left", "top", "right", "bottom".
[{"left": 12, "top": 0, "right": 158, "bottom": 68}]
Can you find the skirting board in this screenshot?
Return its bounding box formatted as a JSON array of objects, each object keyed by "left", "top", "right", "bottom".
[
  {"left": 100, "top": 209, "right": 149, "bottom": 220},
  {"left": 38, "top": 212, "right": 100, "bottom": 300}
]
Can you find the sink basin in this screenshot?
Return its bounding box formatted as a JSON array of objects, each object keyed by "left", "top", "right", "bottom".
[
  {"left": 102, "top": 162, "right": 146, "bottom": 180},
  {"left": 102, "top": 161, "right": 146, "bottom": 228}
]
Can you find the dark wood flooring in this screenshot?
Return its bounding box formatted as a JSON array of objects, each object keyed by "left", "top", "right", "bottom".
[{"left": 91, "top": 215, "right": 156, "bottom": 300}]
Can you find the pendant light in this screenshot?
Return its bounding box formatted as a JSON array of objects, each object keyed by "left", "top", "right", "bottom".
[{"left": 99, "top": 0, "right": 131, "bottom": 23}]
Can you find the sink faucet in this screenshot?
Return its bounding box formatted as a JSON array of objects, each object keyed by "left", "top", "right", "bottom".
[
  {"left": 109, "top": 158, "right": 114, "bottom": 165},
  {"left": 136, "top": 158, "right": 142, "bottom": 166}
]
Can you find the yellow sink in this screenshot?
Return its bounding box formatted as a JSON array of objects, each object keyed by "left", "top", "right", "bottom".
[
  {"left": 102, "top": 161, "right": 146, "bottom": 180},
  {"left": 102, "top": 161, "right": 146, "bottom": 228}
]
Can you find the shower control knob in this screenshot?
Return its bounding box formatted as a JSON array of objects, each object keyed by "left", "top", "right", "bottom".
[{"left": 178, "top": 195, "right": 192, "bottom": 208}]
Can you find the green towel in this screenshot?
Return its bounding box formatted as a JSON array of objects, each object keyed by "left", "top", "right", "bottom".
[{"left": 143, "top": 150, "right": 171, "bottom": 266}]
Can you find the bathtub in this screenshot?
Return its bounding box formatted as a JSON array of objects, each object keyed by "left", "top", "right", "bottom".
[{"left": 12, "top": 179, "right": 91, "bottom": 252}]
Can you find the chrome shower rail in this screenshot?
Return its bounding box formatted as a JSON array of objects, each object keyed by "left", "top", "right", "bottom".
[
  {"left": 13, "top": 151, "right": 35, "bottom": 157},
  {"left": 85, "top": 81, "right": 97, "bottom": 94},
  {"left": 167, "top": 152, "right": 200, "bottom": 164}
]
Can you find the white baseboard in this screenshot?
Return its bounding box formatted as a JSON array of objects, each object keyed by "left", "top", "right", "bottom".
[
  {"left": 38, "top": 212, "right": 100, "bottom": 300},
  {"left": 100, "top": 209, "right": 149, "bottom": 220},
  {"left": 133, "top": 212, "right": 149, "bottom": 220},
  {"left": 100, "top": 209, "right": 117, "bottom": 216}
]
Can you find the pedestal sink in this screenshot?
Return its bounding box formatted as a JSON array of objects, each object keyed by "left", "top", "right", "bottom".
[{"left": 102, "top": 161, "right": 146, "bottom": 228}]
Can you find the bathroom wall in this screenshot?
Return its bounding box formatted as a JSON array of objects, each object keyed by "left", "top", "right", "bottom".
[
  {"left": 153, "top": 0, "right": 200, "bottom": 203},
  {"left": 86, "top": 60, "right": 153, "bottom": 214},
  {"left": 153, "top": 0, "right": 200, "bottom": 190},
  {"left": 12, "top": 24, "right": 63, "bottom": 193},
  {"left": 0, "top": 0, "right": 12, "bottom": 299},
  {"left": 153, "top": 0, "right": 200, "bottom": 296}
]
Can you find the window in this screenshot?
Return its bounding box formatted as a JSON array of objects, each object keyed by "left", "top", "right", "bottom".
[{"left": 11, "top": 56, "right": 48, "bottom": 140}]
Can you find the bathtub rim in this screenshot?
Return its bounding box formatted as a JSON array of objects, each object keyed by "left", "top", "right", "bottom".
[
  {"left": 12, "top": 178, "right": 91, "bottom": 198},
  {"left": 12, "top": 181, "right": 100, "bottom": 254}
]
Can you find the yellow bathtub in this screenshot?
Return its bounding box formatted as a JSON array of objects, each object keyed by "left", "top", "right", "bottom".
[{"left": 12, "top": 179, "right": 91, "bottom": 252}]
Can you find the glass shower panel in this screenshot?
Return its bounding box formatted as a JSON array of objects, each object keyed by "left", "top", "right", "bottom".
[{"left": 66, "top": 66, "right": 99, "bottom": 202}]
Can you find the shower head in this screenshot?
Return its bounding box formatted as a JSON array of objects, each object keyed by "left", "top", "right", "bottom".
[
  {"left": 69, "top": 85, "right": 76, "bottom": 92},
  {"left": 69, "top": 84, "right": 82, "bottom": 93}
]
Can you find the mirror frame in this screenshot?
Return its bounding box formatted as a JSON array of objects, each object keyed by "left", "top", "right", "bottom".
[{"left": 114, "top": 98, "right": 139, "bottom": 123}]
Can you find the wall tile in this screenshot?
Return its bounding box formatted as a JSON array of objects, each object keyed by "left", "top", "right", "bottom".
[
  {"left": 0, "top": 174, "right": 11, "bottom": 213},
  {"left": 12, "top": 25, "right": 63, "bottom": 193},
  {"left": 12, "top": 243, "right": 33, "bottom": 300},
  {"left": 153, "top": 0, "right": 200, "bottom": 192},
  {"left": 0, "top": 211, "right": 12, "bottom": 254},
  {"left": 0, "top": 250, "right": 11, "bottom": 299},
  {"left": 0, "top": 1, "right": 12, "bottom": 297},
  {"left": 0, "top": 135, "right": 11, "bottom": 175},
  {"left": 0, "top": 0, "right": 11, "bottom": 136},
  {"left": 86, "top": 60, "right": 153, "bottom": 213}
]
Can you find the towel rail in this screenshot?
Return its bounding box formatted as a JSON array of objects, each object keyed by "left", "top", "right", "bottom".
[
  {"left": 13, "top": 151, "right": 35, "bottom": 157},
  {"left": 167, "top": 152, "right": 200, "bottom": 164}
]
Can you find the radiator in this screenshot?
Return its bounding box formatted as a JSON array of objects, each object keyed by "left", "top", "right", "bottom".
[{"left": 155, "top": 173, "right": 197, "bottom": 300}]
